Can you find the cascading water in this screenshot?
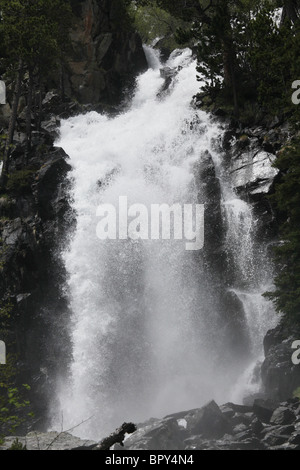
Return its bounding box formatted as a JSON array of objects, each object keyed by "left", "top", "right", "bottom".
[
  {"left": 211, "top": 147, "right": 278, "bottom": 402},
  {"left": 52, "top": 47, "right": 277, "bottom": 439}
]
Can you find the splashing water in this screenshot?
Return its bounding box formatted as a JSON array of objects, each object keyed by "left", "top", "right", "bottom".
[{"left": 52, "top": 48, "right": 277, "bottom": 439}]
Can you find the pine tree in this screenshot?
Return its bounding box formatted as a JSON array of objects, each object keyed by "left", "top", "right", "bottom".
[{"left": 264, "top": 138, "right": 300, "bottom": 323}]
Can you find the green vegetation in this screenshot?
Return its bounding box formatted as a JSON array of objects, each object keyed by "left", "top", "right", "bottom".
[
  {"left": 264, "top": 137, "right": 300, "bottom": 323},
  {"left": 0, "top": 0, "right": 72, "bottom": 188},
  {"left": 6, "top": 169, "right": 36, "bottom": 194},
  {"left": 129, "top": 1, "right": 188, "bottom": 52},
  {"left": 293, "top": 386, "right": 300, "bottom": 399},
  {"left": 133, "top": 1, "right": 300, "bottom": 123},
  {"left": 8, "top": 438, "right": 27, "bottom": 450},
  {"left": 0, "top": 302, "right": 33, "bottom": 441},
  {"left": 0, "top": 356, "right": 33, "bottom": 440}
]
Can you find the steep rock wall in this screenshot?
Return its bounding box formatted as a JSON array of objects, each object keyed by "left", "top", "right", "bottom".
[{"left": 64, "top": 0, "right": 148, "bottom": 104}]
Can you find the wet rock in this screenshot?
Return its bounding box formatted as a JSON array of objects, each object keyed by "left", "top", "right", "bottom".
[
  {"left": 0, "top": 130, "right": 74, "bottom": 431},
  {"left": 270, "top": 407, "right": 296, "bottom": 426},
  {"left": 2, "top": 218, "right": 23, "bottom": 245},
  {"left": 230, "top": 150, "right": 279, "bottom": 197},
  {"left": 231, "top": 412, "right": 254, "bottom": 427},
  {"left": 233, "top": 423, "right": 248, "bottom": 434},
  {"left": 262, "top": 428, "right": 293, "bottom": 447},
  {"left": 253, "top": 398, "right": 279, "bottom": 423},
  {"left": 41, "top": 116, "right": 61, "bottom": 137},
  {"left": 33, "top": 148, "right": 71, "bottom": 220},
  {"left": 160, "top": 66, "right": 177, "bottom": 80},
  {"left": 261, "top": 322, "right": 300, "bottom": 402},
  {"left": 184, "top": 401, "right": 232, "bottom": 439},
  {"left": 250, "top": 418, "right": 264, "bottom": 435},
  {"left": 220, "top": 404, "right": 235, "bottom": 419},
  {"left": 289, "top": 433, "right": 300, "bottom": 445},
  {"left": 124, "top": 418, "right": 184, "bottom": 450},
  {"left": 2, "top": 396, "right": 300, "bottom": 450},
  {"left": 224, "top": 437, "right": 265, "bottom": 450}
]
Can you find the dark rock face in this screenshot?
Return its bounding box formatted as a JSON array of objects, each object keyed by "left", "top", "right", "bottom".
[
  {"left": 222, "top": 123, "right": 300, "bottom": 405},
  {"left": 0, "top": 0, "right": 148, "bottom": 436},
  {"left": 222, "top": 124, "right": 288, "bottom": 242},
  {"left": 184, "top": 400, "right": 232, "bottom": 438},
  {"left": 0, "top": 133, "right": 74, "bottom": 431},
  {"left": 261, "top": 322, "right": 300, "bottom": 401},
  {"left": 63, "top": 0, "right": 148, "bottom": 105}
]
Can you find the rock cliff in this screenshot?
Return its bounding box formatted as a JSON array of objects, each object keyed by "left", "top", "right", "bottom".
[
  {"left": 63, "top": 0, "right": 147, "bottom": 105},
  {"left": 0, "top": 0, "right": 148, "bottom": 433}
]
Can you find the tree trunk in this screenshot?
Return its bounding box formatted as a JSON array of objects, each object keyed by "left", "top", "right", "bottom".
[
  {"left": 37, "top": 77, "right": 43, "bottom": 133},
  {"left": 60, "top": 62, "right": 65, "bottom": 102},
  {"left": 281, "top": 0, "right": 300, "bottom": 25},
  {"left": 25, "top": 69, "right": 34, "bottom": 158},
  {"left": 222, "top": 41, "right": 239, "bottom": 118},
  {"left": 219, "top": 4, "right": 239, "bottom": 118},
  {"left": 0, "top": 59, "right": 23, "bottom": 189}
]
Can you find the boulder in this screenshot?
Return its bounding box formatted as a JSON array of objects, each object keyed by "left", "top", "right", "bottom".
[
  {"left": 253, "top": 398, "right": 279, "bottom": 423},
  {"left": 185, "top": 400, "right": 232, "bottom": 439},
  {"left": 230, "top": 150, "right": 279, "bottom": 197},
  {"left": 124, "top": 418, "right": 184, "bottom": 450},
  {"left": 261, "top": 322, "right": 300, "bottom": 402},
  {"left": 270, "top": 407, "right": 296, "bottom": 426}
]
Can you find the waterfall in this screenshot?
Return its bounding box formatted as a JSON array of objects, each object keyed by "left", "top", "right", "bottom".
[{"left": 52, "top": 48, "right": 277, "bottom": 439}]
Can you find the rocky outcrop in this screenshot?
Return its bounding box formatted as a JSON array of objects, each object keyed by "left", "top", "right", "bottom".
[
  {"left": 122, "top": 398, "right": 300, "bottom": 450},
  {"left": 222, "top": 125, "right": 288, "bottom": 203},
  {"left": 2, "top": 398, "right": 300, "bottom": 450},
  {"left": 62, "top": 0, "right": 148, "bottom": 105},
  {"left": 230, "top": 149, "right": 279, "bottom": 197},
  {"left": 221, "top": 122, "right": 300, "bottom": 404},
  {"left": 261, "top": 322, "right": 300, "bottom": 402},
  {"left": 0, "top": 129, "right": 73, "bottom": 431}
]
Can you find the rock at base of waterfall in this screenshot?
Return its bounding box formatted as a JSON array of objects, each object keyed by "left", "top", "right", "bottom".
[
  {"left": 261, "top": 321, "right": 300, "bottom": 402},
  {"left": 270, "top": 407, "right": 296, "bottom": 426},
  {"left": 2, "top": 397, "right": 300, "bottom": 450},
  {"left": 122, "top": 398, "right": 300, "bottom": 450},
  {"left": 184, "top": 401, "right": 232, "bottom": 438}
]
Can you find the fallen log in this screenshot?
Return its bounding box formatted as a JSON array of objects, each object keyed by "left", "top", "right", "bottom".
[{"left": 93, "top": 422, "right": 137, "bottom": 450}]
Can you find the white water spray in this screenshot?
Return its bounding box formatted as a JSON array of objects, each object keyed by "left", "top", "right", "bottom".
[{"left": 53, "top": 48, "right": 277, "bottom": 439}]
